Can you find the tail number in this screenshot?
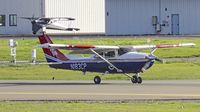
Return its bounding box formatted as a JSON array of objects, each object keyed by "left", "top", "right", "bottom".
[{"left": 70, "top": 63, "right": 87, "bottom": 70}]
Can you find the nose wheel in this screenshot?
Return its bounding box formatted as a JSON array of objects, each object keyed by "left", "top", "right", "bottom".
[
  {"left": 94, "top": 76, "right": 101, "bottom": 84},
  {"left": 131, "top": 74, "right": 142, "bottom": 84},
  {"left": 131, "top": 76, "right": 138, "bottom": 83}
]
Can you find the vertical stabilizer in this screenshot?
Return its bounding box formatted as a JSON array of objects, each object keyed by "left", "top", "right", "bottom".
[{"left": 38, "top": 34, "right": 69, "bottom": 62}]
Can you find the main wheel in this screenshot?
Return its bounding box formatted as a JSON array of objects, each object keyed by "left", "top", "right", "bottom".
[
  {"left": 131, "top": 76, "right": 138, "bottom": 84},
  {"left": 137, "top": 77, "right": 142, "bottom": 84},
  {"left": 94, "top": 76, "right": 101, "bottom": 84}
]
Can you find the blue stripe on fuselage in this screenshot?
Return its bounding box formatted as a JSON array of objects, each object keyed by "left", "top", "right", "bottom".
[
  {"left": 46, "top": 57, "right": 57, "bottom": 63},
  {"left": 45, "top": 57, "right": 154, "bottom": 73}
]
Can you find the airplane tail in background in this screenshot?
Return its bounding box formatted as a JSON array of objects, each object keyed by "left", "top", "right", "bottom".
[{"left": 38, "top": 34, "right": 69, "bottom": 63}]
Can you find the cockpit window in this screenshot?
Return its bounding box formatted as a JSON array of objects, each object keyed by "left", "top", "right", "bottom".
[
  {"left": 105, "top": 51, "right": 115, "bottom": 57},
  {"left": 98, "top": 51, "right": 117, "bottom": 58},
  {"left": 96, "top": 49, "right": 129, "bottom": 59},
  {"left": 118, "top": 48, "right": 128, "bottom": 55}
]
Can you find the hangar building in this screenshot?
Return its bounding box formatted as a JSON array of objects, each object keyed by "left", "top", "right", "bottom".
[{"left": 0, "top": 0, "right": 200, "bottom": 35}]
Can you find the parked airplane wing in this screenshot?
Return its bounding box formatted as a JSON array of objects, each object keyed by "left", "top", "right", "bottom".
[
  {"left": 21, "top": 17, "right": 75, "bottom": 21},
  {"left": 46, "top": 17, "right": 75, "bottom": 21}
]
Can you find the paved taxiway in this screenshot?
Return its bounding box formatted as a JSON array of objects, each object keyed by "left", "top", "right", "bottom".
[{"left": 0, "top": 80, "right": 200, "bottom": 101}]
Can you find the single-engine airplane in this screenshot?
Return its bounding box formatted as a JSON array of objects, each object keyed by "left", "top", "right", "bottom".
[
  {"left": 21, "top": 17, "right": 80, "bottom": 34},
  {"left": 23, "top": 17, "right": 196, "bottom": 84}
]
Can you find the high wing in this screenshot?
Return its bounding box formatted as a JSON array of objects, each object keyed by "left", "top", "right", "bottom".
[
  {"left": 122, "top": 43, "right": 196, "bottom": 51},
  {"left": 39, "top": 44, "right": 119, "bottom": 54},
  {"left": 38, "top": 43, "right": 196, "bottom": 54}
]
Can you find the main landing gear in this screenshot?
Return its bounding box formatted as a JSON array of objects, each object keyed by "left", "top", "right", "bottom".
[
  {"left": 93, "top": 73, "right": 142, "bottom": 84},
  {"left": 131, "top": 73, "right": 142, "bottom": 84},
  {"left": 94, "top": 76, "right": 101, "bottom": 84}
]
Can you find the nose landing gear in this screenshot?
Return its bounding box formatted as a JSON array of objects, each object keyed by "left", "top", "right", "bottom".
[{"left": 131, "top": 73, "right": 142, "bottom": 84}]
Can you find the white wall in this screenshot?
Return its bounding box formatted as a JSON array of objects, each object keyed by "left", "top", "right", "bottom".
[
  {"left": 45, "top": 0, "right": 105, "bottom": 34},
  {"left": 0, "top": 0, "right": 42, "bottom": 34}
]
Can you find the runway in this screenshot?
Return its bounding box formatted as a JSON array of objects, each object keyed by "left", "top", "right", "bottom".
[{"left": 0, "top": 80, "right": 200, "bottom": 101}]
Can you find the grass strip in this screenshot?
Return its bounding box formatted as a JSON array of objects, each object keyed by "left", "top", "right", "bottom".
[
  {"left": 0, "top": 62, "right": 199, "bottom": 80},
  {"left": 1, "top": 101, "right": 200, "bottom": 112}
]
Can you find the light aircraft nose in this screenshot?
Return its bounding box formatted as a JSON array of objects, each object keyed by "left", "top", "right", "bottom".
[
  {"left": 147, "top": 54, "right": 164, "bottom": 63},
  {"left": 142, "top": 61, "right": 155, "bottom": 72},
  {"left": 147, "top": 54, "right": 157, "bottom": 60}
]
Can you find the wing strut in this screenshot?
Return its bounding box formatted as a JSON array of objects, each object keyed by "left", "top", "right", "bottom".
[
  {"left": 90, "top": 49, "right": 123, "bottom": 73},
  {"left": 150, "top": 48, "right": 157, "bottom": 54}
]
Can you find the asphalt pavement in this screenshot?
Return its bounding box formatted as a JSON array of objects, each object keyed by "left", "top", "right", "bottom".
[{"left": 0, "top": 80, "right": 200, "bottom": 101}]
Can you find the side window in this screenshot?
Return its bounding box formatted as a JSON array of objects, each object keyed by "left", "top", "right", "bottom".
[
  {"left": 105, "top": 51, "right": 115, "bottom": 58},
  {"left": 98, "top": 51, "right": 118, "bottom": 58},
  {"left": 0, "top": 15, "right": 6, "bottom": 26},
  {"left": 118, "top": 48, "right": 128, "bottom": 55},
  {"left": 9, "top": 14, "right": 17, "bottom": 26}
]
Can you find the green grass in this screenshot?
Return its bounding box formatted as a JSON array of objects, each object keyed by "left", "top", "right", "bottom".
[
  {"left": 1, "top": 102, "right": 200, "bottom": 112},
  {"left": 0, "top": 62, "right": 200, "bottom": 80},
  {"left": 143, "top": 62, "right": 200, "bottom": 80},
  {"left": 0, "top": 37, "right": 200, "bottom": 61}
]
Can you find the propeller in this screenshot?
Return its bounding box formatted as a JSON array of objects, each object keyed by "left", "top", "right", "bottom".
[
  {"left": 148, "top": 49, "right": 165, "bottom": 63},
  {"left": 142, "top": 54, "right": 165, "bottom": 72},
  {"left": 155, "top": 57, "right": 165, "bottom": 63},
  {"left": 21, "top": 15, "right": 41, "bottom": 34}
]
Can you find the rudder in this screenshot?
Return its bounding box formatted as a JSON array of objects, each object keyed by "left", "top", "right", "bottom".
[{"left": 38, "top": 34, "right": 69, "bottom": 62}]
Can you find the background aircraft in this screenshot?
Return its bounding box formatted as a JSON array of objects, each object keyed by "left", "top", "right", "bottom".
[
  {"left": 23, "top": 17, "right": 196, "bottom": 84},
  {"left": 21, "top": 17, "right": 79, "bottom": 34}
]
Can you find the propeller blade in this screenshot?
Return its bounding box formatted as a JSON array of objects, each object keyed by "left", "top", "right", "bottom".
[
  {"left": 20, "top": 17, "right": 39, "bottom": 21},
  {"left": 147, "top": 54, "right": 165, "bottom": 63},
  {"left": 155, "top": 58, "right": 165, "bottom": 63},
  {"left": 66, "top": 28, "right": 80, "bottom": 31}
]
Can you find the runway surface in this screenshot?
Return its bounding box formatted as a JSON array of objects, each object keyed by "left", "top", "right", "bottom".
[{"left": 0, "top": 80, "right": 200, "bottom": 101}]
